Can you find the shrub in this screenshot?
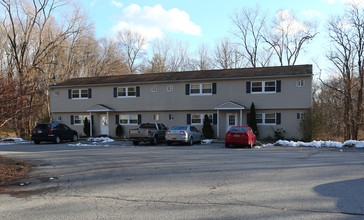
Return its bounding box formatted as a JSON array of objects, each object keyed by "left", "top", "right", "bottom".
[
  {"left": 274, "top": 128, "right": 286, "bottom": 140},
  {"left": 202, "top": 114, "right": 214, "bottom": 139},
  {"left": 116, "top": 124, "right": 123, "bottom": 138},
  {"left": 83, "top": 117, "right": 90, "bottom": 137},
  {"left": 248, "top": 102, "right": 259, "bottom": 137}
]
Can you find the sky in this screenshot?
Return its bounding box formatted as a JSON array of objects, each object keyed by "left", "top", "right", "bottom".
[{"left": 76, "top": 0, "right": 364, "bottom": 75}]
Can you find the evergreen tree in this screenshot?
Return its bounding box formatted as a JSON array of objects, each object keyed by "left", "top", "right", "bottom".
[
  {"left": 116, "top": 124, "right": 124, "bottom": 138},
  {"left": 249, "top": 102, "right": 259, "bottom": 137},
  {"left": 202, "top": 114, "right": 214, "bottom": 139},
  {"left": 83, "top": 117, "right": 90, "bottom": 137}
]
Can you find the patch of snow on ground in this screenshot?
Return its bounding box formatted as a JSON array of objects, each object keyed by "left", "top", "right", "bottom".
[
  {"left": 0, "top": 137, "right": 30, "bottom": 145},
  {"left": 201, "top": 139, "right": 214, "bottom": 144},
  {"left": 68, "top": 142, "right": 99, "bottom": 147},
  {"left": 267, "top": 140, "right": 364, "bottom": 148},
  {"left": 87, "top": 137, "right": 114, "bottom": 143}
]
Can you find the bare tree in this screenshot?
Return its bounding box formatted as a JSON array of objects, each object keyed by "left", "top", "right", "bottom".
[
  {"left": 193, "top": 43, "right": 212, "bottom": 70},
  {"left": 263, "top": 10, "right": 317, "bottom": 66},
  {"left": 116, "top": 29, "right": 147, "bottom": 73},
  {"left": 213, "top": 37, "right": 244, "bottom": 69},
  {"left": 231, "top": 6, "right": 272, "bottom": 67},
  {"left": 322, "top": 3, "right": 364, "bottom": 140},
  {"left": 0, "top": 0, "right": 88, "bottom": 137}
]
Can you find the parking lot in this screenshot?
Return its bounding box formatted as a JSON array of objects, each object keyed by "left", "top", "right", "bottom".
[{"left": 0, "top": 141, "right": 364, "bottom": 219}]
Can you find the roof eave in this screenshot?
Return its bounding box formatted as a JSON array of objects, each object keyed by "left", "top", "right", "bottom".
[{"left": 49, "top": 73, "right": 313, "bottom": 89}]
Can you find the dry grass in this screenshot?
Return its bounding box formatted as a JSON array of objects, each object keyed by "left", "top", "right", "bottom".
[{"left": 0, "top": 156, "right": 31, "bottom": 192}]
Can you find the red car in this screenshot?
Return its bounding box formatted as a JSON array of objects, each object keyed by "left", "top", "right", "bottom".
[{"left": 225, "top": 126, "right": 256, "bottom": 148}]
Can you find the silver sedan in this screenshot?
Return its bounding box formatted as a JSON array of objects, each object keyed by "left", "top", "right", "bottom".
[{"left": 166, "top": 125, "right": 202, "bottom": 145}]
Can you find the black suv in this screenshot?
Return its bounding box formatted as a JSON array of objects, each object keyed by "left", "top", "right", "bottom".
[{"left": 31, "top": 123, "right": 78, "bottom": 144}]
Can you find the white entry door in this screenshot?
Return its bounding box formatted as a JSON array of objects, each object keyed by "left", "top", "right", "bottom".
[
  {"left": 226, "top": 113, "right": 237, "bottom": 133},
  {"left": 100, "top": 114, "right": 109, "bottom": 135}
]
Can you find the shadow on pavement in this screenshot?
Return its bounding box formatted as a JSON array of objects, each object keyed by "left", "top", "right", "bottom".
[{"left": 314, "top": 178, "right": 364, "bottom": 218}]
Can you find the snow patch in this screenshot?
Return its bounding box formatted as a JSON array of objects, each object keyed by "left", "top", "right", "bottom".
[
  {"left": 87, "top": 137, "right": 114, "bottom": 143},
  {"left": 201, "top": 139, "right": 214, "bottom": 144},
  {"left": 0, "top": 137, "right": 30, "bottom": 145},
  {"left": 266, "top": 140, "right": 364, "bottom": 148}
]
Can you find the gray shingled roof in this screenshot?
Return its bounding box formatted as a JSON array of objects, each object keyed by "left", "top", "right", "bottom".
[{"left": 51, "top": 65, "right": 312, "bottom": 88}]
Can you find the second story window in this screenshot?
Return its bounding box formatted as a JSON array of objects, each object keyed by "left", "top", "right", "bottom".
[
  {"left": 118, "top": 87, "right": 136, "bottom": 97},
  {"left": 166, "top": 85, "right": 173, "bottom": 92},
  {"left": 248, "top": 80, "right": 280, "bottom": 94},
  {"left": 190, "top": 83, "right": 212, "bottom": 95},
  {"left": 73, "top": 89, "right": 88, "bottom": 99},
  {"left": 69, "top": 88, "right": 91, "bottom": 99},
  {"left": 296, "top": 80, "right": 305, "bottom": 87}
]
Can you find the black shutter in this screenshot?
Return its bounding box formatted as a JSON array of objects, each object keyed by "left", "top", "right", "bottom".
[
  {"left": 246, "top": 81, "right": 251, "bottom": 93},
  {"left": 276, "top": 113, "right": 281, "bottom": 125},
  {"left": 212, "top": 83, "right": 217, "bottom": 94},
  {"left": 247, "top": 113, "right": 251, "bottom": 126},
  {"left": 276, "top": 80, "right": 281, "bottom": 92},
  {"left": 70, "top": 115, "right": 74, "bottom": 125},
  {"left": 138, "top": 114, "right": 142, "bottom": 124},
  {"left": 185, "top": 84, "right": 190, "bottom": 95},
  {"left": 213, "top": 113, "right": 217, "bottom": 125},
  {"left": 187, "top": 114, "right": 191, "bottom": 124},
  {"left": 88, "top": 88, "right": 92, "bottom": 98},
  {"left": 113, "top": 87, "right": 117, "bottom": 97},
  {"left": 136, "top": 86, "right": 140, "bottom": 97},
  {"left": 91, "top": 115, "right": 94, "bottom": 125},
  {"left": 68, "top": 89, "right": 72, "bottom": 99},
  {"left": 115, "top": 115, "right": 119, "bottom": 125}
]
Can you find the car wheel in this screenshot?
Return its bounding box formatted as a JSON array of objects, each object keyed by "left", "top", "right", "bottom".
[
  {"left": 151, "top": 136, "right": 157, "bottom": 145},
  {"left": 189, "top": 137, "right": 193, "bottom": 146},
  {"left": 72, "top": 134, "right": 78, "bottom": 142},
  {"left": 133, "top": 141, "right": 139, "bottom": 145},
  {"left": 55, "top": 136, "right": 61, "bottom": 144},
  {"left": 167, "top": 141, "right": 172, "bottom": 146},
  {"left": 225, "top": 143, "right": 230, "bottom": 148},
  {"left": 34, "top": 140, "right": 40, "bottom": 144}
]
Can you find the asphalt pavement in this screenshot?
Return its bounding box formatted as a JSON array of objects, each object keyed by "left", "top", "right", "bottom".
[{"left": 0, "top": 141, "right": 363, "bottom": 220}]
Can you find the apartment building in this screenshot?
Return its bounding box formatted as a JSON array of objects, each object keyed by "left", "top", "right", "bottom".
[{"left": 49, "top": 65, "right": 312, "bottom": 139}]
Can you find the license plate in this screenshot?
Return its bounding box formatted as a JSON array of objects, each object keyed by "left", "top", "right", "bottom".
[
  {"left": 172, "top": 138, "right": 177, "bottom": 140},
  {"left": 234, "top": 134, "right": 240, "bottom": 137},
  {"left": 37, "top": 131, "right": 42, "bottom": 134}
]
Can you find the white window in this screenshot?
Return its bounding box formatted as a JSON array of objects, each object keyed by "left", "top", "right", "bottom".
[
  {"left": 53, "top": 90, "right": 59, "bottom": 96},
  {"left": 256, "top": 113, "right": 276, "bottom": 125},
  {"left": 56, "top": 116, "right": 62, "bottom": 121},
  {"left": 251, "top": 81, "right": 276, "bottom": 93},
  {"left": 265, "top": 113, "right": 276, "bottom": 124},
  {"left": 297, "top": 113, "right": 305, "bottom": 120},
  {"left": 190, "top": 83, "right": 212, "bottom": 95},
  {"left": 256, "top": 113, "right": 263, "bottom": 124},
  {"left": 74, "top": 115, "right": 90, "bottom": 125},
  {"left": 72, "top": 89, "right": 88, "bottom": 99},
  {"left": 151, "top": 85, "right": 158, "bottom": 93},
  {"left": 118, "top": 87, "right": 136, "bottom": 97},
  {"left": 166, "top": 85, "right": 173, "bottom": 92},
  {"left": 153, "top": 114, "right": 159, "bottom": 121},
  {"left": 119, "top": 114, "right": 138, "bottom": 125},
  {"left": 191, "top": 114, "right": 202, "bottom": 124},
  {"left": 169, "top": 114, "right": 174, "bottom": 121},
  {"left": 296, "top": 80, "right": 305, "bottom": 87}
]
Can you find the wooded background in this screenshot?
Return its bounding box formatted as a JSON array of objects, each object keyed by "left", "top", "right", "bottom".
[{"left": 0, "top": 0, "right": 363, "bottom": 141}]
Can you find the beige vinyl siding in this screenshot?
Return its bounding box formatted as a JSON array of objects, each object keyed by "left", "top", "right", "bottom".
[{"left": 50, "top": 76, "right": 312, "bottom": 113}]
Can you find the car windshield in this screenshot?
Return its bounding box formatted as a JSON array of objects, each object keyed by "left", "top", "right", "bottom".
[
  {"left": 170, "top": 126, "right": 188, "bottom": 130},
  {"left": 229, "top": 127, "right": 248, "bottom": 132}
]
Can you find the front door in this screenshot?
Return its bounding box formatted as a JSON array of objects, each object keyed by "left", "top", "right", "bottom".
[
  {"left": 100, "top": 114, "right": 109, "bottom": 135},
  {"left": 226, "top": 113, "right": 237, "bottom": 133}
]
